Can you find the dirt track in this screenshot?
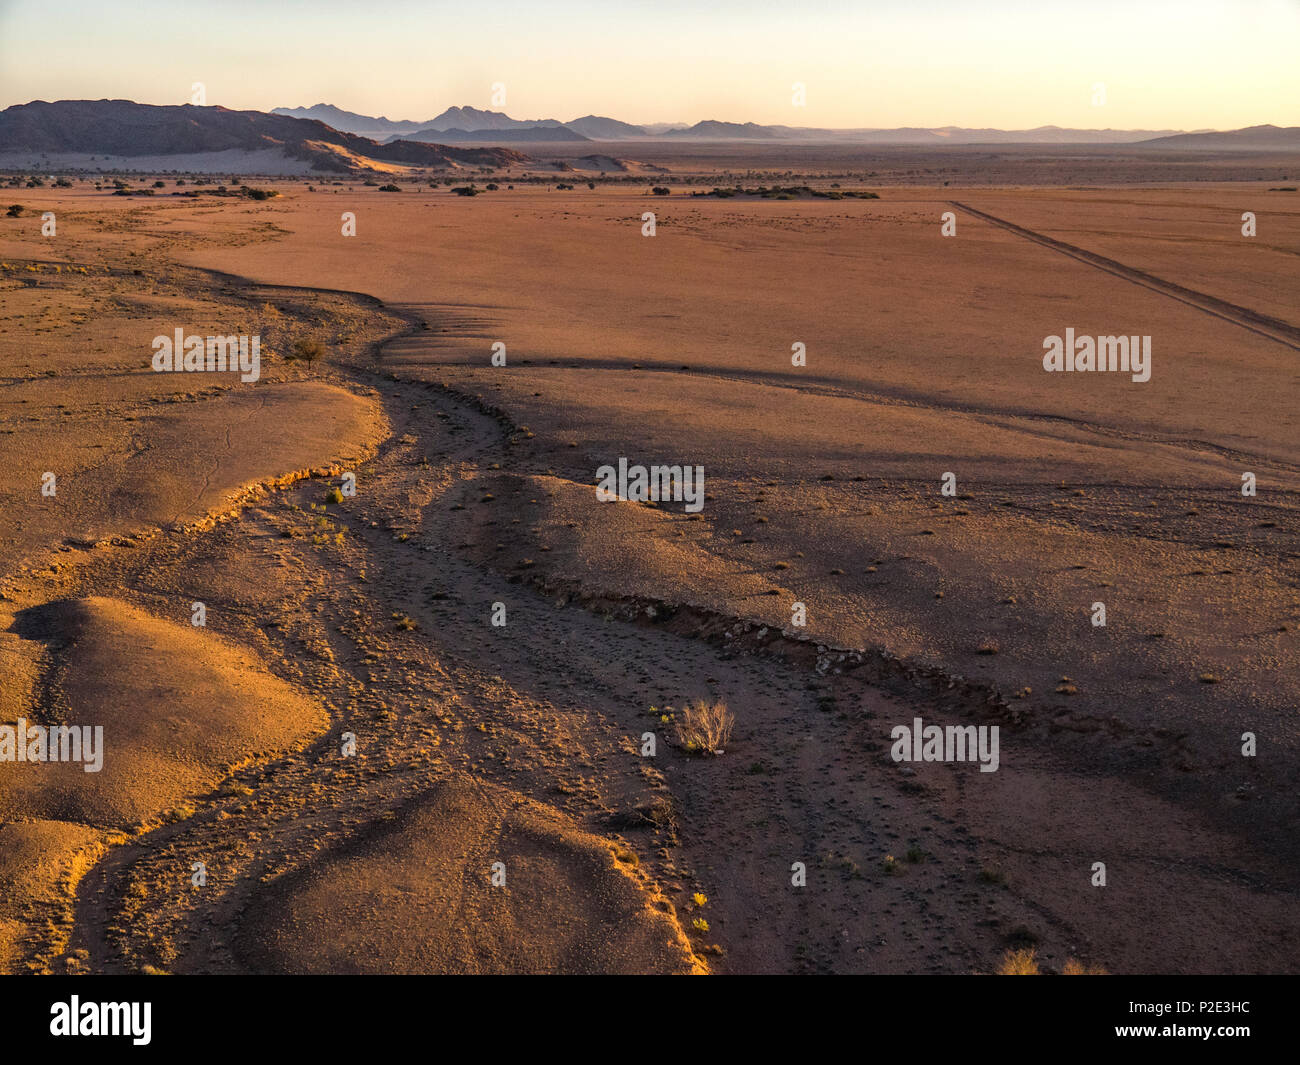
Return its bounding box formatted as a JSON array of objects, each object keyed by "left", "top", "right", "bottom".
[{"left": 949, "top": 200, "right": 1300, "bottom": 350}]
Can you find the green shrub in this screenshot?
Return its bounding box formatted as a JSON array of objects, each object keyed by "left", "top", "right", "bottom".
[{"left": 292, "top": 337, "right": 326, "bottom": 365}]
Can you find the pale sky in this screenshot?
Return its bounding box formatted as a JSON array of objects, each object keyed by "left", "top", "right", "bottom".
[{"left": 1, "top": 0, "right": 1297, "bottom": 130}]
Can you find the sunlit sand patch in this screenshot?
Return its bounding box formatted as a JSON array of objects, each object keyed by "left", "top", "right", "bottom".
[
  {"left": 0, "top": 596, "right": 330, "bottom": 829},
  {"left": 235, "top": 779, "right": 703, "bottom": 974}
]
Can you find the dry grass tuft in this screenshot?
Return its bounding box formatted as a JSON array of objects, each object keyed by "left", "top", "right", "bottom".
[
  {"left": 996, "top": 949, "right": 1107, "bottom": 975},
  {"left": 997, "top": 947, "right": 1040, "bottom": 975},
  {"left": 675, "top": 699, "right": 734, "bottom": 755}
]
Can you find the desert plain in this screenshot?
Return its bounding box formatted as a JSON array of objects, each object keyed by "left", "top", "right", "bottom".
[{"left": 1, "top": 152, "right": 1298, "bottom": 974}]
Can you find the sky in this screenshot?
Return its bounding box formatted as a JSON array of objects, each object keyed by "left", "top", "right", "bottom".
[{"left": 1, "top": 0, "right": 1297, "bottom": 130}]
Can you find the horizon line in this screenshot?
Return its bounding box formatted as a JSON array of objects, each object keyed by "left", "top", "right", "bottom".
[{"left": 5, "top": 98, "right": 1292, "bottom": 136}]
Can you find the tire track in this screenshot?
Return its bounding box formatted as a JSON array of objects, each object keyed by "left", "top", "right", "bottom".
[{"left": 949, "top": 200, "right": 1300, "bottom": 352}]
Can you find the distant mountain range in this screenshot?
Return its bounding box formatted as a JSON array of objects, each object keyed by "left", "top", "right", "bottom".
[
  {"left": 568, "top": 115, "right": 652, "bottom": 139},
  {"left": 657, "top": 120, "right": 1199, "bottom": 144},
  {"left": 388, "top": 125, "right": 591, "bottom": 145},
  {"left": 664, "top": 120, "right": 784, "bottom": 140},
  {"left": 273, "top": 104, "right": 1236, "bottom": 145},
  {"left": 267, "top": 102, "right": 429, "bottom": 138},
  {"left": 1136, "top": 125, "right": 1300, "bottom": 150},
  {"left": 274, "top": 103, "right": 643, "bottom": 142},
  {"left": 408, "top": 106, "right": 569, "bottom": 133},
  {"left": 0, "top": 100, "right": 528, "bottom": 172}
]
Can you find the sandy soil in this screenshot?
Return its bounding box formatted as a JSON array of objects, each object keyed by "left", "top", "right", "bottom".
[{"left": 0, "top": 171, "right": 1296, "bottom": 974}]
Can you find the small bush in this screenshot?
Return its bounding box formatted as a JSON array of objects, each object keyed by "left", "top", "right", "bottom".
[
  {"left": 997, "top": 948, "right": 1040, "bottom": 975},
  {"left": 5, "top": 204, "right": 21, "bottom": 217},
  {"left": 378, "top": 184, "right": 401, "bottom": 192},
  {"left": 292, "top": 337, "right": 326, "bottom": 365},
  {"left": 675, "top": 699, "right": 734, "bottom": 755}
]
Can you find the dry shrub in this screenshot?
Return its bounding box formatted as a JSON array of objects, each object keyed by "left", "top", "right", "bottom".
[
  {"left": 675, "top": 699, "right": 734, "bottom": 755},
  {"left": 292, "top": 337, "right": 326, "bottom": 365},
  {"left": 997, "top": 948, "right": 1040, "bottom": 975}
]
